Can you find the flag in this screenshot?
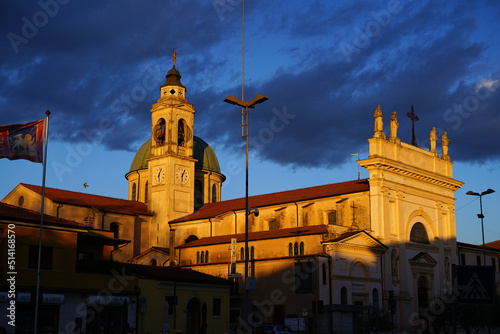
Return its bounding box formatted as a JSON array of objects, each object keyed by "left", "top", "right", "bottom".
[{"left": 0, "top": 119, "right": 45, "bottom": 163}]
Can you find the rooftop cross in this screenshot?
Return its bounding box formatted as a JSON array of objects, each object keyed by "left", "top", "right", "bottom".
[
  {"left": 351, "top": 201, "right": 358, "bottom": 230},
  {"left": 407, "top": 105, "right": 419, "bottom": 147}
]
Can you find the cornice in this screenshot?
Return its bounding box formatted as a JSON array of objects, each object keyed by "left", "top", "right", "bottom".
[{"left": 360, "top": 157, "right": 463, "bottom": 191}]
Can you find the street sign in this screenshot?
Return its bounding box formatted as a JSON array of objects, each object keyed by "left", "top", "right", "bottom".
[
  {"left": 230, "top": 238, "right": 237, "bottom": 274},
  {"left": 453, "top": 265, "right": 495, "bottom": 304}
]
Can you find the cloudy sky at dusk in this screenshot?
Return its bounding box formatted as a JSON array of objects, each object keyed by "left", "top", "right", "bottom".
[{"left": 1, "top": 1, "right": 499, "bottom": 245}]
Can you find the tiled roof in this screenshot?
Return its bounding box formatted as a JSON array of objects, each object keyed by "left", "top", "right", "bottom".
[
  {"left": 457, "top": 241, "right": 500, "bottom": 253},
  {"left": 485, "top": 240, "right": 500, "bottom": 250},
  {"left": 171, "top": 179, "right": 369, "bottom": 223},
  {"left": 0, "top": 202, "right": 86, "bottom": 229},
  {"left": 125, "top": 263, "right": 230, "bottom": 285},
  {"left": 78, "top": 231, "right": 130, "bottom": 245},
  {"left": 20, "top": 184, "right": 150, "bottom": 216},
  {"left": 176, "top": 224, "right": 328, "bottom": 249}
]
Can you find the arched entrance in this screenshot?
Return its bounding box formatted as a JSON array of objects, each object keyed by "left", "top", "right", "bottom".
[{"left": 185, "top": 298, "right": 201, "bottom": 334}]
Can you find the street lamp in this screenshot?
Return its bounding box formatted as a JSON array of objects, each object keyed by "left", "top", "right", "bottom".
[
  {"left": 466, "top": 188, "right": 495, "bottom": 265},
  {"left": 224, "top": 93, "right": 268, "bottom": 327}
]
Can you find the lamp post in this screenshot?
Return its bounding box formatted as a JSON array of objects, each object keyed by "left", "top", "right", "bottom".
[
  {"left": 465, "top": 188, "right": 495, "bottom": 265},
  {"left": 224, "top": 93, "right": 268, "bottom": 328}
]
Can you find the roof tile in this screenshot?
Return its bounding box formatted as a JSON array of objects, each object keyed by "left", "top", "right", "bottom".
[
  {"left": 177, "top": 224, "right": 328, "bottom": 248},
  {"left": 172, "top": 179, "right": 369, "bottom": 223},
  {"left": 21, "top": 183, "right": 150, "bottom": 216},
  {"left": 0, "top": 202, "right": 85, "bottom": 228}
]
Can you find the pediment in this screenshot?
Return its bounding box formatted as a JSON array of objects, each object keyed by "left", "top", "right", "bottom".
[
  {"left": 128, "top": 247, "right": 170, "bottom": 266},
  {"left": 325, "top": 231, "right": 387, "bottom": 250},
  {"left": 409, "top": 252, "right": 437, "bottom": 265}
]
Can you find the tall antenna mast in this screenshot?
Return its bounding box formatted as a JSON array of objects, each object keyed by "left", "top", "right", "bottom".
[
  {"left": 242, "top": 0, "right": 244, "bottom": 102},
  {"left": 351, "top": 153, "right": 360, "bottom": 180}
]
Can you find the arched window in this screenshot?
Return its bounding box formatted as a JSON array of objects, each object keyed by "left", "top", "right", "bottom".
[
  {"left": 196, "top": 251, "right": 200, "bottom": 264},
  {"left": 132, "top": 183, "right": 137, "bottom": 201},
  {"left": 178, "top": 119, "right": 186, "bottom": 146},
  {"left": 300, "top": 242, "right": 304, "bottom": 255},
  {"left": 241, "top": 247, "right": 245, "bottom": 260},
  {"left": 250, "top": 246, "right": 255, "bottom": 260},
  {"left": 205, "top": 251, "right": 209, "bottom": 263},
  {"left": 410, "top": 222, "right": 430, "bottom": 244},
  {"left": 289, "top": 243, "right": 293, "bottom": 256},
  {"left": 150, "top": 259, "right": 157, "bottom": 266},
  {"left": 185, "top": 235, "right": 199, "bottom": 244},
  {"left": 294, "top": 242, "right": 298, "bottom": 256},
  {"left": 194, "top": 180, "right": 203, "bottom": 210},
  {"left": 341, "top": 286, "right": 348, "bottom": 304},
  {"left": 200, "top": 251, "right": 205, "bottom": 264},
  {"left": 144, "top": 181, "right": 148, "bottom": 203},
  {"left": 154, "top": 118, "right": 166, "bottom": 146},
  {"left": 211, "top": 184, "right": 217, "bottom": 203}
]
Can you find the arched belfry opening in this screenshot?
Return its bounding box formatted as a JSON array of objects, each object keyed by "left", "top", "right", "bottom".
[{"left": 154, "top": 118, "right": 166, "bottom": 146}]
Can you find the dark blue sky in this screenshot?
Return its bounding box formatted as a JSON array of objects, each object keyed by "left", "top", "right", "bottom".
[{"left": 1, "top": 1, "right": 499, "bottom": 244}]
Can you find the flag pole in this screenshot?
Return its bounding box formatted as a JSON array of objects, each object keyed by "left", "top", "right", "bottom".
[{"left": 34, "top": 109, "right": 50, "bottom": 334}]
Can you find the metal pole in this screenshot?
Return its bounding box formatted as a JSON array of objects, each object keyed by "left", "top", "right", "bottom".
[
  {"left": 244, "top": 106, "right": 249, "bottom": 329},
  {"left": 34, "top": 110, "right": 50, "bottom": 334},
  {"left": 479, "top": 195, "right": 486, "bottom": 266}
]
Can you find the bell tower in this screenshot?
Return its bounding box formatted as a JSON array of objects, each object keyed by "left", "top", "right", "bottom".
[{"left": 148, "top": 52, "right": 196, "bottom": 247}]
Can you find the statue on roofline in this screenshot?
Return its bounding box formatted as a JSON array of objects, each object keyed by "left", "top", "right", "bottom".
[
  {"left": 441, "top": 131, "right": 450, "bottom": 160},
  {"left": 373, "top": 105, "right": 386, "bottom": 139},
  {"left": 173, "top": 49, "right": 179, "bottom": 67},
  {"left": 389, "top": 111, "right": 399, "bottom": 143}
]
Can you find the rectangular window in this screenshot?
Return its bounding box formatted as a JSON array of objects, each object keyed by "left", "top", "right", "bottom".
[
  {"left": 28, "top": 245, "right": 53, "bottom": 270},
  {"left": 294, "top": 261, "right": 315, "bottom": 294},
  {"left": 477, "top": 256, "right": 481, "bottom": 266},
  {"left": 268, "top": 219, "right": 276, "bottom": 230},
  {"left": 328, "top": 211, "right": 337, "bottom": 225},
  {"left": 212, "top": 297, "right": 222, "bottom": 317},
  {"left": 460, "top": 254, "right": 466, "bottom": 265},
  {"left": 492, "top": 258, "right": 496, "bottom": 273}
]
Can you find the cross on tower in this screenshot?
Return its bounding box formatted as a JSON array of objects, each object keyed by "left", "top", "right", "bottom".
[
  {"left": 351, "top": 201, "right": 358, "bottom": 230},
  {"left": 407, "top": 105, "right": 419, "bottom": 147}
]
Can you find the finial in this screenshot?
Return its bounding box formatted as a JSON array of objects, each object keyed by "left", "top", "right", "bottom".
[{"left": 172, "top": 49, "right": 179, "bottom": 67}]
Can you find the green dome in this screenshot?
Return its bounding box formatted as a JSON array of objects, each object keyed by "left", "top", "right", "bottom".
[
  {"left": 128, "top": 137, "right": 221, "bottom": 174},
  {"left": 129, "top": 139, "right": 151, "bottom": 172},
  {"left": 193, "top": 136, "right": 221, "bottom": 173}
]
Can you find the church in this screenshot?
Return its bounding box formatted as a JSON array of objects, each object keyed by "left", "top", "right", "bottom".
[
  {"left": 3, "top": 55, "right": 498, "bottom": 333},
  {"left": 120, "top": 57, "right": 464, "bottom": 331}
]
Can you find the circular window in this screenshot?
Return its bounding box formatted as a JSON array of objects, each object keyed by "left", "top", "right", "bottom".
[{"left": 18, "top": 196, "right": 24, "bottom": 206}]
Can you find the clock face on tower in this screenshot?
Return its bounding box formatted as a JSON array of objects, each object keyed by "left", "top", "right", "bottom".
[
  {"left": 153, "top": 167, "right": 165, "bottom": 184},
  {"left": 175, "top": 167, "right": 189, "bottom": 184}
]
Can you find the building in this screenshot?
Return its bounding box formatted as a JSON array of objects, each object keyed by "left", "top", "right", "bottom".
[
  {"left": 3, "top": 54, "right": 492, "bottom": 333},
  {"left": 457, "top": 241, "right": 500, "bottom": 294},
  {"left": 0, "top": 201, "right": 231, "bottom": 334},
  {"left": 0, "top": 201, "right": 137, "bottom": 333},
  {"left": 119, "top": 57, "right": 465, "bottom": 332}
]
